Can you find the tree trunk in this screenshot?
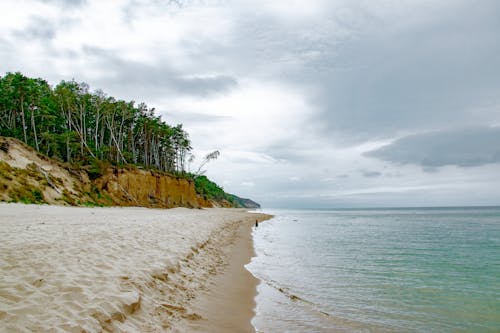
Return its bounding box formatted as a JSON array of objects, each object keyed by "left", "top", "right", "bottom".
[
  {"left": 20, "top": 94, "right": 27, "bottom": 143},
  {"left": 30, "top": 106, "right": 39, "bottom": 151}
]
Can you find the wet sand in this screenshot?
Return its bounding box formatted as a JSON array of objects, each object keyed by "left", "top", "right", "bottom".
[
  {"left": 184, "top": 217, "right": 259, "bottom": 332},
  {"left": 0, "top": 204, "right": 271, "bottom": 332}
]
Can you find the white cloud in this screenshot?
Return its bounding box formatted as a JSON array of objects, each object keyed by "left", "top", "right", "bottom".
[
  {"left": 241, "top": 0, "right": 332, "bottom": 22},
  {"left": 2, "top": 0, "right": 500, "bottom": 207},
  {"left": 162, "top": 79, "right": 315, "bottom": 152}
]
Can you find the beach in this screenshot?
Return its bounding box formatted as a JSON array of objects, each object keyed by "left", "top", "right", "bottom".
[{"left": 0, "top": 204, "right": 271, "bottom": 332}]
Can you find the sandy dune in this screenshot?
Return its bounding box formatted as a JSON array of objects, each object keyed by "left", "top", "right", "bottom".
[{"left": 0, "top": 204, "right": 269, "bottom": 332}]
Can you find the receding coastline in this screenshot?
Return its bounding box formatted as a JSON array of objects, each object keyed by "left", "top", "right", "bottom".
[
  {"left": 184, "top": 213, "right": 263, "bottom": 333},
  {"left": 0, "top": 204, "right": 271, "bottom": 332}
]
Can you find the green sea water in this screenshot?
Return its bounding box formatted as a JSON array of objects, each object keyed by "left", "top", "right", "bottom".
[{"left": 248, "top": 207, "right": 500, "bottom": 332}]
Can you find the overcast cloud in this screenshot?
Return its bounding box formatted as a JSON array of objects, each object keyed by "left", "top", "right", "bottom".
[{"left": 1, "top": 0, "right": 499, "bottom": 207}]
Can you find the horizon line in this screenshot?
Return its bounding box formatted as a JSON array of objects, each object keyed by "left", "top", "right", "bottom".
[{"left": 260, "top": 204, "right": 500, "bottom": 210}]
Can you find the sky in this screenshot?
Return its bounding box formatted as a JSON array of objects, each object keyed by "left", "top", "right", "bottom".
[{"left": 1, "top": 0, "right": 500, "bottom": 208}]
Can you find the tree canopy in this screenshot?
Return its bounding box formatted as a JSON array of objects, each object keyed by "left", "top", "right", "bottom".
[{"left": 0, "top": 72, "right": 192, "bottom": 174}]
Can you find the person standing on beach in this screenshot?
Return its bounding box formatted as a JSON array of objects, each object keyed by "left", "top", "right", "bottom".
[{"left": 255, "top": 220, "right": 258, "bottom": 228}]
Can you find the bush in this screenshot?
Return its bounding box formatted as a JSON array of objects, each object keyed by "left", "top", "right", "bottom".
[
  {"left": 31, "top": 189, "right": 44, "bottom": 202},
  {"left": 87, "top": 158, "right": 110, "bottom": 180},
  {"left": 193, "top": 175, "right": 241, "bottom": 206},
  {"left": 17, "top": 187, "right": 45, "bottom": 204}
]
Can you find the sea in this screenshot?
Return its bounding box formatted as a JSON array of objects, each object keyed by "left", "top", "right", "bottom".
[{"left": 247, "top": 207, "right": 500, "bottom": 333}]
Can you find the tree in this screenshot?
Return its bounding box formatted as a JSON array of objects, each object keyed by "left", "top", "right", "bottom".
[
  {"left": 193, "top": 150, "right": 220, "bottom": 176},
  {"left": 0, "top": 72, "right": 193, "bottom": 174}
]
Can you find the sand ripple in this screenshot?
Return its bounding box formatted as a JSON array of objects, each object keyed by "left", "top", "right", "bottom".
[{"left": 0, "top": 204, "right": 260, "bottom": 332}]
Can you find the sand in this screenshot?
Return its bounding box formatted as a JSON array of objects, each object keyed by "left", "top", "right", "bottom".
[
  {"left": 0, "top": 204, "right": 271, "bottom": 332},
  {"left": 183, "top": 217, "right": 258, "bottom": 333}
]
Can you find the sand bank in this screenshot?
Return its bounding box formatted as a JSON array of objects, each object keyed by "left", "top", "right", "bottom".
[{"left": 0, "top": 204, "right": 270, "bottom": 332}]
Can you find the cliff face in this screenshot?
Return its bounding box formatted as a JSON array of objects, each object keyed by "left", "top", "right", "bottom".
[
  {"left": 0, "top": 136, "right": 260, "bottom": 209},
  {"left": 0, "top": 137, "right": 216, "bottom": 208},
  {"left": 94, "top": 168, "right": 212, "bottom": 208},
  {"left": 0, "top": 137, "right": 90, "bottom": 205}
]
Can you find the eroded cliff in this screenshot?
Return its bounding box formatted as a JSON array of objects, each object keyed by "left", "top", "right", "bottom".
[
  {"left": 0, "top": 137, "right": 217, "bottom": 208},
  {"left": 94, "top": 168, "right": 213, "bottom": 208}
]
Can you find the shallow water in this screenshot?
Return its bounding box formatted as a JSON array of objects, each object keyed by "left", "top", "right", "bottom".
[{"left": 248, "top": 207, "right": 500, "bottom": 332}]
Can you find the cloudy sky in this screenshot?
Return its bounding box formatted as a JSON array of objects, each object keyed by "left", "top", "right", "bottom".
[{"left": 2, "top": 0, "right": 500, "bottom": 208}]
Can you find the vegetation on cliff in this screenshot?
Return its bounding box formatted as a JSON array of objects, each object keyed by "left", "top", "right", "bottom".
[
  {"left": 0, "top": 72, "right": 191, "bottom": 173},
  {"left": 193, "top": 175, "right": 260, "bottom": 208},
  {"left": 0, "top": 72, "right": 259, "bottom": 208},
  {"left": 194, "top": 175, "right": 234, "bottom": 203}
]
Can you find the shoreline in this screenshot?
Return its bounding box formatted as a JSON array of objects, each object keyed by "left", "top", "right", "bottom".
[
  {"left": 0, "top": 203, "right": 271, "bottom": 332},
  {"left": 183, "top": 214, "right": 271, "bottom": 332}
]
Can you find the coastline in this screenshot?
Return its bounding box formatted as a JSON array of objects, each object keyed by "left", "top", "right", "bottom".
[
  {"left": 0, "top": 203, "right": 271, "bottom": 332},
  {"left": 184, "top": 213, "right": 271, "bottom": 332}
]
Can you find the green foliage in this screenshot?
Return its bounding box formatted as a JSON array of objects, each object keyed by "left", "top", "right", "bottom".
[
  {"left": 0, "top": 161, "right": 13, "bottom": 180},
  {"left": 60, "top": 189, "right": 76, "bottom": 205},
  {"left": 192, "top": 178, "right": 258, "bottom": 208},
  {"left": 11, "top": 186, "right": 45, "bottom": 205},
  {"left": 0, "top": 72, "right": 246, "bottom": 207},
  {"left": 0, "top": 72, "right": 192, "bottom": 173},
  {"left": 193, "top": 175, "right": 239, "bottom": 206},
  {"left": 226, "top": 193, "right": 246, "bottom": 207},
  {"left": 0, "top": 161, "right": 45, "bottom": 204},
  {"left": 87, "top": 158, "right": 110, "bottom": 180},
  {"left": 30, "top": 189, "right": 44, "bottom": 202}
]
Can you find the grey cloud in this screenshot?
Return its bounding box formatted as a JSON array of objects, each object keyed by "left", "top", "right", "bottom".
[
  {"left": 4, "top": 0, "right": 500, "bottom": 208},
  {"left": 217, "top": 1, "right": 500, "bottom": 143},
  {"left": 384, "top": 172, "right": 403, "bottom": 178},
  {"left": 162, "top": 0, "right": 500, "bottom": 150},
  {"left": 82, "top": 46, "right": 237, "bottom": 98},
  {"left": 260, "top": 141, "right": 314, "bottom": 164},
  {"left": 39, "top": 0, "right": 87, "bottom": 7},
  {"left": 143, "top": 1, "right": 500, "bottom": 148},
  {"left": 172, "top": 75, "right": 237, "bottom": 96},
  {"left": 242, "top": 175, "right": 340, "bottom": 196},
  {"left": 309, "top": 1, "right": 500, "bottom": 142},
  {"left": 164, "top": 111, "right": 230, "bottom": 124},
  {"left": 422, "top": 167, "right": 439, "bottom": 174},
  {"left": 362, "top": 171, "right": 382, "bottom": 178},
  {"left": 14, "top": 17, "right": 56, "bottom": 41},
  {"left": 365, "top": 126, "right": 500, "bottom": 167}
]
